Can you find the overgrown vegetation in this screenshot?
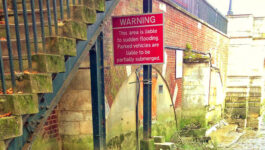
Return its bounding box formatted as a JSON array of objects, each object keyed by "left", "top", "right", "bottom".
[{"left": 184, "top": 43, "right": 210, "bottom": 62}]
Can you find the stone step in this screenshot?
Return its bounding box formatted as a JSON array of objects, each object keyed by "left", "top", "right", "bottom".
[
  {"left": 0, "top": 116, "right": 22, "bottom": 140},
  {"left": 225, "top": 108, "right": 247, "bottom": 119},
  {"left": 225, "top": 96, "right": 248, "bottom": 102},
  {"left": 1, "top": 73, "right": 53, "bottom": 93},
  {"left": 0, "top": 21, "right": 56, "bottom": 40},
  {"left": 1, "top": 36, "right": 76, "bottom": 57},
  {"left": 58, "top": 20, "right": 87, "bottom": 40},
  {"left": 226, "top": 102, "right": 246, "bottom": 108},
  {"left": 94, "top": 0, "right": 105, "bottom": 12},
  {"left": 0, "top": 3, "right": 97, "bottom": 24},
  {"left": 154, "top": 142, "right": 175, "bottom": 150},
  {"left": 0, "top": 94, "right": 38, "bottom": 115},
  {"left": 32, "top": 53, "right": 65, "bottom": 73}
]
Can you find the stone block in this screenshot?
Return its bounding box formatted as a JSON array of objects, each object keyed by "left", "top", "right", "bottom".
[
  {"left": 59, "top": 121, "right": 80, "bottom": 135},
  {"left": 80, "top": 121, "right": 93, "bottom": 134},
  {"left": 153, "top": 136, "right": 165, "bottom": 143},
  {"left": 225, "top": 96, "right": 247, "bottom": 103},
  {"left": 154, "top": 142, "right": 175, "bottom": 150},
  {"left": 70, "top": 5, "right": 96, "bottom": 24},
  {"left": 59, "top": 90, "right": 91, "bottom": 111},
  {"left": 0, "top": 116, "right": 22, "bottom": 140},
  {"left": 0, "top": 94, "right": 38, "bottom": 115},
  {"left": 225, "top": 108, "right": 247, "bottom": 119},
  {"left": 249, "top": 96, "right": 261, "bottom": 102},
  {"left": 32, "top": 54, "right": 65, "bottom": 73},
  {"left": 46, "top": 36, "right": 76, "bottom": 56},
  {"left": 140, "top": 138, "right": 154, "bottom": 150},
  {"left": 226, "top": 102, "right": 246, "bottom": 108},
  {"left": 0, "top": 141, "right": 5, "bottom": 150},
  {"left": 68, "top": 70, "right": 91, "bottom": 90},
  {"left": 226, "top": 92, "right": 247, "bottom": 97},
  {"left": 59, "top": 111, "right": 84, "bottom": 122},
  {"left": 1, "top": 73, "right": 53, "bottom": 93},
  {"left": 95, "top": 0, "right": 105, "bottom": 12},
  {"left": 59, "top": 20, "right": 87, "bottom": 40},
  {"left": 248, "top": 107, "right": 260, "bottom": 114},
  {"left": 61, "top": 135, "right": 93, "bottom": 150}
]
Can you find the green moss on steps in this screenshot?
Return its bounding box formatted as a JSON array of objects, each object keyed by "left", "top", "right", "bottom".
[
  {"left": 32, "top": 54, "right": 65, "bottom": 73},
  {"left": 95, "top": 0, "right": 105, "bottom": 12},
  {"left": 46, "top": 36, "right": 76, "bottom": 56},
  {"left": 83, "top": 0, "right": 96, "bottom": 9},
  {"left": 59, "top": 20, "right": 87, "bottom": 40},
  {"left": 0, "top": 116, "right": 22, "bottom": 140},
  {"left": 0, "top": 141, "right": 5, "bottom": 150},
  {"left": 70, "top": 6, "right": 96, "bottom": 24},
  {"left": 0, "top": 94, "right": 38, "bottom": 115},
  {"left": 1, "top": 73, "right": 53, "bottom": 93}
]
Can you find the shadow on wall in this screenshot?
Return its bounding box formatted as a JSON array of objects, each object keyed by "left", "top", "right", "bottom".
[{"left": 106, "top": 70, "right": 177, "bottom": 149}]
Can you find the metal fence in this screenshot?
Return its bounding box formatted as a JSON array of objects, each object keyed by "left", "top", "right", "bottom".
[
  {"left": 171, "top": 0, "right": 228, "bottom": 34},
  {"left": 0, "top": 0, "right": 80, "bottom": 94}
]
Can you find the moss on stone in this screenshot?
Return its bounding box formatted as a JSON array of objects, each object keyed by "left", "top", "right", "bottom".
[
  {"left": 70, "top": 6, "right": 96, "bottom": 24},
  {"left": 107, "top": 131, "right": 136, "bottom": 150},
  {"left": 184, "top": 43, "right": 210, "bottom": 63},
  {"left": 59, "top": 20, "right": 87, "bottom": 40},
  {"left": 95, "top": 0, "right": 105, "bottom": 12},
  {"left": 1, "top": 73, "right": 53, "bottom": 93},
  {"left": 46, "top": 36, "right": 76, "bottom": 56},
  {"left": 32, "top": 54, "right": 65, "bottom": 73},
  {"left": 0, "top": 94, "right": 38, "bottom": 115},
  {"left": 61, "top": 135, "right": 93, "bottom": 150},
  {"left": 0, "top": 116, "right": 22, "bottom": 140},
  {"left": 180, "top": 109, "right": 208, "bottom": 130},
  {"left": 31, "top": 136, "right": 61, "bottom": 150},
  {"left": 0, "top": 141, "right": 5, "bottom": 150},
  {"left": 140, "top": 138, "right": 154, "bottom": 150}
]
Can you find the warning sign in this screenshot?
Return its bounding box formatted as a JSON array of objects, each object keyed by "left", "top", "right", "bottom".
[{"left": 112, "top": 13, "right": 164, "bottom": 65}]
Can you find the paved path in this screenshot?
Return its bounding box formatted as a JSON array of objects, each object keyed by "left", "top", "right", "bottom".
[{"left": 225, "top": 115, "right": 265, "bottom": 150}]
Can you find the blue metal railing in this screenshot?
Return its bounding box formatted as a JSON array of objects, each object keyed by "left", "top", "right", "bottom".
[
  {"left": 0, "top": 0, "right": 72, "bottom": 93},
  {"left": 171, "top": 0, "right": 228, "bottom": 33}
]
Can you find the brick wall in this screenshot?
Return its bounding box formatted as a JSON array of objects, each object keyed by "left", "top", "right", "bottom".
[
  {"left": 43, "top": 108, "right": 60, "bottom": 139},
  {"left": 103, "top": 0, "right": 229, "bottom": 108}
]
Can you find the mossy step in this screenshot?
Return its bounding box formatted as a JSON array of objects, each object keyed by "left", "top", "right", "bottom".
[
  {"left": 95, "top": 0, "right": 105, "bottom": 12},
  {"left": 1, "top": 73, "right": 53, "bottom": 93},
  {"left": 32, "top": 54, "right": 65, "bottom": 73},
  {"left": 0, "top": 94, "right": 38, "bottom": 115},
  {"left": 58, "top": 20, "right": 87, "bottom": 40},
  {"left": 0, "top": 141, "right": 5, "bottom": 150},
  {"left": 0, "top": 116, "right": 22, "bottom": 140},
  {"left": 1, "top": 39, "right": 43, "bottom": 57},
  {"left": 46, "top": 36, "right": 76, "bottom": 56},
  {"left": 68, "top": 5, "right": 96, "bottom": 24},
  {"left": 0, "top": 22, "right": 56, "bottom": 40}
]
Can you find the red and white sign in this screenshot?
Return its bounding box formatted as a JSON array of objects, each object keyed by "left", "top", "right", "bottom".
[{"left": 112, "top": 13, "right": 164, "bottom": 65}]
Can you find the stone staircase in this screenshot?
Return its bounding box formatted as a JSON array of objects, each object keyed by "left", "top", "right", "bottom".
[
  {"left": 0, "top": 0, "right": 113, "bottom": 149},
  {"left": 225, "top": 76, "right": 264, "bottom": 129}
]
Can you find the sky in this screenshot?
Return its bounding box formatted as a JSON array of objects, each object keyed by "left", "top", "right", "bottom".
[{"left": 206, "top": 0, "right": 265, "bottom": 17}]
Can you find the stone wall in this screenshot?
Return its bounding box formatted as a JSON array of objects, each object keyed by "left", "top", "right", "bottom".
[
  {"left": 57, "top": 55, "right": 94, "bottom": 150},
  {"left": 181, "top": 62, "right": 211, "bottom": 129}
]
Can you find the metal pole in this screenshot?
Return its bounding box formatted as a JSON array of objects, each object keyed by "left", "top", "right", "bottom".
[
  {"left": 143, "top": 0, "right": 152, "bottom": 140},
  {"left": 90, "top": 32, "right": 106, "bottom": 150},
  {"left": 227, "top": 0, "right": 233, "bottom": 15}
]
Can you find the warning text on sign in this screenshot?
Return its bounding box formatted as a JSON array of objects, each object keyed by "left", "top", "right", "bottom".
[{"left": 112, "top": 13, "right": 164, "bottom": 65}]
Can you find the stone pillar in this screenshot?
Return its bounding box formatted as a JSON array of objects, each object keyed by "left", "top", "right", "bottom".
[{"left": 58, "top": 56, "right": 93, "bottom": 150}]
